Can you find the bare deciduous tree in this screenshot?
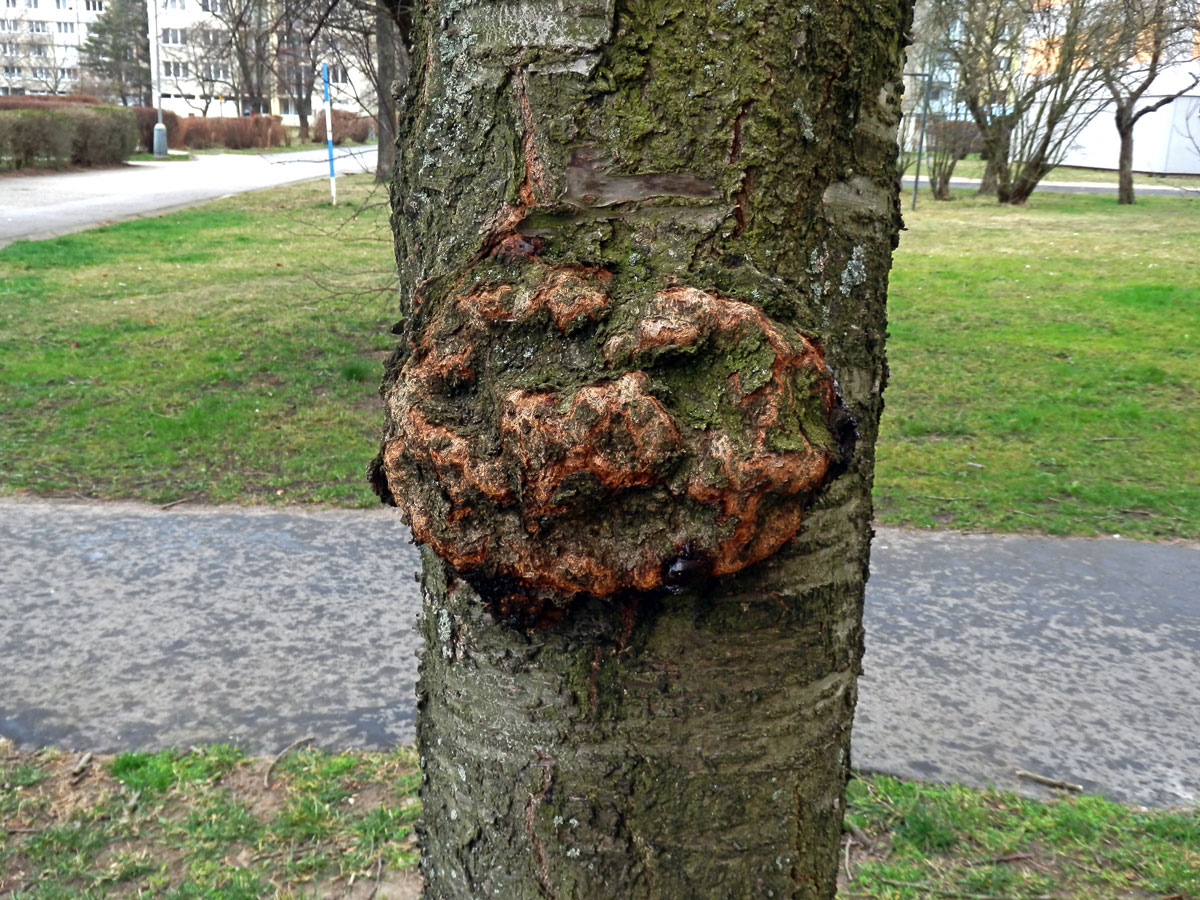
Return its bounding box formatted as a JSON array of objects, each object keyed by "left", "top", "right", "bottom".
[
  {"left": 1092, "top": 0, "right": 1200, "bottom": 203},
  {"left": 15, "top": 32, "right": 71, "bottom": 95},
  {"left": 923, "top": 0, "right": 1107, "bottom": 204},
  {"left": 311, "top": 0, "right": 409, "bottom": 177}
]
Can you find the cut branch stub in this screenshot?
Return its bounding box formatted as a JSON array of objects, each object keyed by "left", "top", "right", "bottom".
[{"left": 378, "top": 265, "right": 855, "bottom": 620}]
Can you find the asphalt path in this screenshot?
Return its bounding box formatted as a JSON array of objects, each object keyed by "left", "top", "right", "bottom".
[
  {"left": 901, "top": 174, "right": 1196, "bottom": 198},
  {"left": 1, "top": 498, "right": 1196, "bottom": 808},
  {"left": 0, "top": 146, "right": 378, "bottom": 248}
]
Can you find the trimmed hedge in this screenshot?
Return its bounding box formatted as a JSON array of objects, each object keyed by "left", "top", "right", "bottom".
[
  {"left": 72, "top": 107, "right": 139, "bottom": 166},
  {"left": 0, "top": 105, "right": 137, "bottom": 170},
  {"left": 179, "top": 115, "right": 287, "bottom": 150},
  {"left": 0, "top": 94, "right": 102, "bottom": 110},
  {"left": 313, "top": 108, "right": 374, "bottom": 145}
]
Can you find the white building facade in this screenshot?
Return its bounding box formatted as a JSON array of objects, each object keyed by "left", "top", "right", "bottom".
[
  {"left": 0, "top": 0, "right": 105, "bottom": 96},
  {"left": 148, "top": 0, "right": 372, "bottom": 127},
  {"left": 1060, "top": 58, "right": 1200, "bottom": 175},
  {"left": 0, "top": 0, "right": 372, "bottom": 131}
]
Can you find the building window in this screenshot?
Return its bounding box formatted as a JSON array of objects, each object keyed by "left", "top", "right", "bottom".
[
  {"left": 55, "top": 0, "right": 70, "bottom": 8},
  {"left": 56, "top": 20, "right": 73, "bottom": 31},
  {"left": 161, "top": 0, "right": 184, "bottom": 9},
  {"left": 28, "top": 20, "right": 48, "bottom": 31},
  {"left": 58, "top": 66, "right": 75, "bottom": 78},
  {"left": 201, "top": 61, "right": 228, "bottom": 80},
  {"left": 25, "top": 0, "right": 37, "bottom": 8},
  {"left": 328, "top": 64, "right": 347, "bottom": 84},
  {"left": 29, "top": 43, "right": 45, "bottom": 55},
  {"left": 84, "top": 0, "right": 101, "bottom": 7},
  {"left": 162, "top": 60, "right": 187, "bottom": 77},
  {"left": 32, "top": 65, "right": 50, "bottom": 78},
  {"left": 200, "top": 0, "right": 220, "bottom": 11},
  {"left": 3, "top": 64, "right": 21, "bottom": 75},
  {"left": 0, "top": 19, "right": 16, "bottom": 30},
  {"left": 162, "top": 27, "right": 186, "bottom": 44},
  {"left": 0, "top": 41, "right": 16, "bottom": 53},
  {"left": 2, "top": 0, "right": 14, "bottom": 8}
]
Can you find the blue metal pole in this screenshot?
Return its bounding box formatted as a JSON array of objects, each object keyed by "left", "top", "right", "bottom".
[{"left": 323, "top": 62, "right": 336, "bottom": 206}]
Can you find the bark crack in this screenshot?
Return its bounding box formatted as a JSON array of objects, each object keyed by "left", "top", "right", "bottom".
[
  {"left": 480, "top": 67, "right": 545, "bottom": 256},
  {"left": 728, "top": 98, "right": 754, "bottom": 164},
  {"left": 524, "top": 752, "right": 557, "bottom": 899}
]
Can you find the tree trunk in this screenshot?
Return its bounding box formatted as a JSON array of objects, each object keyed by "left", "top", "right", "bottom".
[
  {"left": 375, "top": 2, "right": 910, "bottom": 897},
  {"left": 980, "top": 154, "right": 999, "bottom": 196},
  {"left": 372, "top": 0, "right": 400, "bottom": 182},
  {"left": 1116, "top": 110, "right": 1135, "bottom": 205}
]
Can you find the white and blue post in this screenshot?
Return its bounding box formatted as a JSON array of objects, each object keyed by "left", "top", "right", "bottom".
[{"left": 323, "top": 63, "right": 337, "bottom": 206}]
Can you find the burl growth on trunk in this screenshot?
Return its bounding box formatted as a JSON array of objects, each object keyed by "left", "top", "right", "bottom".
[{"left": 374, "top": 258, "right": 855, "bottom": 623}]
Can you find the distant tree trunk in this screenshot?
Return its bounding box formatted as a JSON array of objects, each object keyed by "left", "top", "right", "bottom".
[
  {"left": 979, "top": 154, "right": 1000, "bottom": 195},
  {"left": 372, "top": 0, "right": 402, "bottom": 182},
  {"left": 299, "top": 66, "right": 318, "bottom": 142},
  {"left": 931, "top": 165, "right": 956, "bottom": 200},
  {"left": 374, "top": 2, "right": 911, "bottom": 897},
  {"left": 1116, "top": 105, "right": 1136, "bottom": 205}
]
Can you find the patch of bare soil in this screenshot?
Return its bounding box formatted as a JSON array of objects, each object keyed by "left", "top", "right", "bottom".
[
  {"left": 219, "top": 757, "right": 287, "bottom": 819},
  {"left": 314, "top": 867, "right": 422, "bottom": 900}
]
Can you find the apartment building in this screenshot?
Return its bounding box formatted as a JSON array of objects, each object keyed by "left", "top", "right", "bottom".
[
  {"left": 0, "top": 0, "right": 371, "bottom": 131},
  {"left": 148, "top": 0, "right": 371, "bottom": 126},
  {"left": 0, "top": 0, "right": 105, "bottom": 96}
]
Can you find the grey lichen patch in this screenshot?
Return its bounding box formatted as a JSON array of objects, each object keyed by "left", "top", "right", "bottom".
[
  {"left": 839, "top": 245, "right": 867, "bottom": 297},
  {"left": 437, "top": 607, "right": 455, "bottom": 660},
  {"left": 792, "top": 99, "right": 816, "bottom": 141}
]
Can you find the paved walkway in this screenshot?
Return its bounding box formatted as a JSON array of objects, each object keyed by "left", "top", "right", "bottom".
[
  {"left": 0, "top": 146, "right": 378, "bottom": 247},
  {"left": 1, "top": 497, "right": 1196, "bottom": 808},
  {"left": 900, "top": 174, "right": 1196, "bottom": 198}
]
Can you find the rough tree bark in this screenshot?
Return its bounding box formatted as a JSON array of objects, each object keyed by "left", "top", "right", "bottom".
[{"left": 372, "top": 2, "right": 911, "bottom": 897}]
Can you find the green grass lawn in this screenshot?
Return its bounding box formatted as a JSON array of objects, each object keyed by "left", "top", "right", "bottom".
[
  {"left": 0, "top": 742, "right": 420, "bottom": 899},
  {"left": 877, "top": 191, "right": 1200, "bottom": 540},
  {"left": 127, "top": 152, "right": 195, "bottom": 163},
  {"left": 0, "top": 177, "right": 1197, "bottom": 538},
  {"left": 189, "top": 138, "right": 378, "bottom": 157},
  {"left": 2, "top": 742, "right": 1195, "bottom": 900},
  {"left": 0, "top": 175, "right": 397, "bottom": 507}
]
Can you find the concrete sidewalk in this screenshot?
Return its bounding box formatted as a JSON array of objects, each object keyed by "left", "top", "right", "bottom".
[
  {"left": 0, "top": 146, "right": 378, "bottom": 248},
  {"left": 900, "top": 174, "right": 1195, "bottom": 197},
  {"left": 1, "top": 497, "right": 1196, "bottom": 808}
]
